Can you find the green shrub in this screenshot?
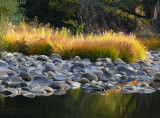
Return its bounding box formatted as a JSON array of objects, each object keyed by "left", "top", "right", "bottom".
[{"left": 0, "top": 0, "right": 24, "bottom": 24}]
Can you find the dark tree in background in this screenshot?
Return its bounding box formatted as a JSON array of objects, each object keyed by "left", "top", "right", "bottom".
[
  {"left": 20, "top": 0, "right": 160, "bottom": 34},
  {"left": 23, "top": 0, "right": 50, "bottom": 24}
]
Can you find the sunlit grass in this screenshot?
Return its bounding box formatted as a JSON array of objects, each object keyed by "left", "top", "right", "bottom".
[
  {"left": 1, "top": 22, "right": 147, "bottom": 63},
  {"left": 140, "top": 37, "right": 160, "bottom": 50}
]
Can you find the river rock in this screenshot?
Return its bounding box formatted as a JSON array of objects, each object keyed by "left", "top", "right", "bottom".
[
  {"left": 99, "top": 70, "right": 117, "bottom": 82},
  {"left": 0, "top": 60, "right": 8, "bottom": 68},
  {"left": 81, "top": 72, "right": 98, "bottom": 82},
  {"left": 49, "top": 81, "right": 67, "bottom": 90},
  {"left": 21, "top": 91, "right": 35, "bottom": 98},
  {"left": 53, "top": 75, "right": 69, "bottom": 81},
  {"left": 50, "top": 54, "right": 62, "bottom": 60},
  {"left": 153, "top": 73, "right": 160, "bottom": 81},
  {"left": 19, "top": 67, "right": 28, "bottom": 72},
  {"left": 19, "top": 71, "right": 32, "bottom": 81},
  {"left": 5, "top": 81, "right": 29, "bottom": 88},
  {"left": 30, "top": 86, "right": 47, "bottom": 96},
  {"left": 45, "top": 71, "right": 55, "bottom": 79},
  {"left": 31, "top": 75, "right": 53, "bottom": 86},
  {"left": 53, "top": 90, "right": 67, "bottom": 95},
  {"left": 42, "top": 86, "right": 54, "bottom": 93},
  {"left": 90, "top": 80, "right": 102, "bottom": 88},
  {"left": 70, "top": 82, "right": 81, "bottom": 89},
  {"left": 135, "top": 86, "right": 155, "bottom": 93},
  {"left": 0, "top": 74, "right": 8, "bottom": 80},
  {"left": 137, "top": 82, "right": 149, "bottom": 88},
  {"left": 43, "top": 63, "right": 56, "bottom": 73},
  {"left": 36, "top": 55, "right": 48, "bottom": 61},
  {"left": 2, "top": 75, "right": 24, "bottom": 85},
  {"left": 52, "top": 59, "right": 62, "bottom": 63},
  {"left": 79, "top": 78, "right": 90, "bottom": 84},
  {"left": 102, "top": 83, "right": 114, "bottom": 90},
  {"left": 113, "top": 58, "right": 126, "bottom": 65},
  {"left": 30, "top": 69, "right": 43, "bottom": 75},
  {"left": 0, "top": 88, "right": 19, "bottom": 97},
  {"left": 73, "top": 56, "right": 81, "bottom": 62},
  {"left": 117, "top": 66, "right": 137, "bottom": 76}
]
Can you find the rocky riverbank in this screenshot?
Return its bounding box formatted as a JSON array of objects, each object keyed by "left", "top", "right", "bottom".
[{"left": 0, "top": 51, "right": 160, "bottom": 98}]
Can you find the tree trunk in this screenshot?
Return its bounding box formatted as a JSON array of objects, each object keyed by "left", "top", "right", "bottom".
[
  {"left": 154, "top": 0, "right": 160, "bottom": 19},
  {"left": 143, "top": 0, "right": 152, "bottom": 20},
  {"left": 95, "top": 5, "right": 110, "bottom": 31}
]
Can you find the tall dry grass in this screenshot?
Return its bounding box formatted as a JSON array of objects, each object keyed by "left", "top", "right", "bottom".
[{"left": 2, "top": 22, "right": 147, "bottom": 63}]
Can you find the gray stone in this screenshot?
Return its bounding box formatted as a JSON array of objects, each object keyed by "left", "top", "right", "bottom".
[
  {"left": 19, "top": 67, "right": 28, "bottom": 72},
  {"left": 117, "top": 66, "right": 137, "bottom": 76},
  {"left": 44, "top": 63, "right": 56, "bottom": 73},
  {"left": 153, "top": 73, "right": 160, "bottom": 81},
  {"left": 71, "top": 66, "right": 84, "bottom": 72},
  {"left": 42, "top": 86, "right": 54, "bottom": 93},
  {"left": 53, "top": 90, "right": 67, "bottom": 95},
  {"left": 113, "top": 58, "right": 126, "bottom": 65},
  {"left": 81, "top": 72, "right": 98, "bottom": 82},
  {"left": 49, "top": 81, "right": 67, "bottom": 90},
  {"left": 30, "top": 87, "right": 47, "bottom": 96},
  {"left": 137, "top": 82, "right": 149, "bottom": 88},
  {"left": 79, "top": 78, "right": 90, "bottom": 84},
  {"left": 90, "top": 80, "right": 102, "bottom": 88},
  {"left": 102, "top": 83, "right": 114, "bottom": 90},
  {"left": 71, "top": 62, "right": 86, "bottom": 69},
  {"left": 2, "top": 75, "right": 24, "bottom": 85},
  {"left": 99, "top": 70, "right": 117, "bottom": 82},
  {"left": 97, "top": 58, "right": 112, "bottom": 63},
  {"left": 73, "top": 56, "right": 81, "bottom": 62},
  {"left": 36, "top": 55, "right": 48, "bottom": 61},
  {"left": 50, "top": 54, "right": 62, "bottom": 60},
  {"left": 5, "top": 81, "right": 29, "bottom": 88},
  {"left": 31, "top": 75, "right": 53, "bottom": 86},
  {"left": 19, "top": 71, "right": 32, "bottom": 81},
  {"left": 0, "top": 74, "right": 8, "bottom": 80},
  {"left": 70, "top": 82, "right": 81, "bottom": 89},
  {"left": 0, "top": 89, "right": 14, "bottom": 96},
  {"left": 53, "top": 75, "right": 69, "bottom": 81},
  {"left": 45, "top": 71, "right": 55, "bottom": 79},
  {"left": 30, "top": 69, "right": 43, "bottom": 75},
  {"left": 22, "top": 91, "right": 35, "bottom": 98},
  {"left": 0, "top": 60, "right": 8, "bottom": 68},
  {"left": 52, "top": 59, "right": 62, "bottom": 63}
]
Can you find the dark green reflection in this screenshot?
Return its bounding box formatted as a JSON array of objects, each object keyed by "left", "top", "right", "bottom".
[{"left": 0, "top": 89, "right": 160, "bottom": 118}]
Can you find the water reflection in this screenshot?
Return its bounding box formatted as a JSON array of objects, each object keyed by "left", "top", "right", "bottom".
[{"left": 0, "top": 89, "right": 160, "bottom": 118}]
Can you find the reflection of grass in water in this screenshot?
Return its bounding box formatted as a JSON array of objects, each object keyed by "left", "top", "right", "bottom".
[
  {"left": 0, "top": 88, "right": 140, "bottom": 118},
  {"left": 0, "top": 95, "right": 4, "bottom": 103},
  {"left": 119, "top": 81, "right": 138, "bottom": 88},
  {"left": 64, "top": 88, "right": 139, "bottom": 118}
]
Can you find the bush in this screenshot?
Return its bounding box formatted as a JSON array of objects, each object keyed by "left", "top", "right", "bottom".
[{"left": 0, "top": 0, "right": 24, "bottom": 24}]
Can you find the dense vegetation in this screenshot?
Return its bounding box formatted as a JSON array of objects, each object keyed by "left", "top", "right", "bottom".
[{"left": 0, "top": 0, "right": 160, "bottom": 63}]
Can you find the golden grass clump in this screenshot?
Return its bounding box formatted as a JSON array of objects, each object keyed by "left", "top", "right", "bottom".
[
  {"left": 2, "top": 22, "right": 147, "bottom": 63},
  {"left": 61, "top": 32, "right": 147, "bottom": 63}
]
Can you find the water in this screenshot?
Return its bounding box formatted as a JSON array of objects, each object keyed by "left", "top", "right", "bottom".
[{"left": 0, "top": 89, "right": 160, "bottom": 118}]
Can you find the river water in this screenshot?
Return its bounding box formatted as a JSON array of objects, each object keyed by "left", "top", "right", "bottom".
[{"left": 0, "top": 88, "right": 160, "bottom": 118}]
